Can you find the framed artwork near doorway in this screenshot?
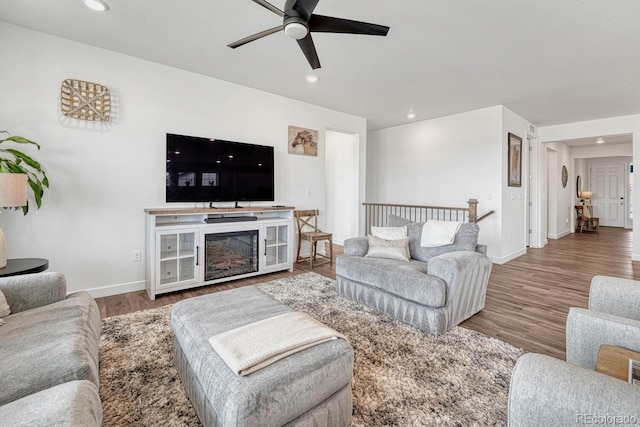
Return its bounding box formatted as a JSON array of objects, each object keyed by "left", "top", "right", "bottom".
[
  {"left": 508, "top": 132, "right": 522, "bottom": 187},
  {"left": 288, "top": 125, "right": 318, "bottom": 156}
]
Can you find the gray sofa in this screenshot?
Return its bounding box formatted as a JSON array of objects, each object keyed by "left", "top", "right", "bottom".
[
  {"left": 0, "top": 272, "right": 102, "bottom": 426},
  {"left": 508, "top": 275, "right": 640, "bottom": 426},
  {"left": 336, "top": 214, "right": 492, "bottom": 336}
]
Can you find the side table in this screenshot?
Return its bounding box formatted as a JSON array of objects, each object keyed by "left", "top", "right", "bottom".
[
  {"left": 0, "top": 258, "right": 49, "bottom": 278},
  {"left": 595, "top": 344, "right": 640, "bottom": 382}
]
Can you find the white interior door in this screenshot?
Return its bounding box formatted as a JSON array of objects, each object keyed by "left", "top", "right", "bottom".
[{"left": 591, "top": 162, "right": 625, "bottom": 227}]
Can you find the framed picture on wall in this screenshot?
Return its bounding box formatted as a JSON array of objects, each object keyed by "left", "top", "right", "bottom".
[
  {"left": 508, "top": 132, "right": 522, "bottom": 187},
  {"left": 288, "top": 125, "right": 318, "bottom": 156}
]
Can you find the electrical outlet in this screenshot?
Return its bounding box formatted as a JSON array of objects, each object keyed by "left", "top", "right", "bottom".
[
  {"left": 133, "top": 250, "right": 142, "bottom": 262},
  {"left": 305, "top": 188, "right": 311, "bottom": 197}
]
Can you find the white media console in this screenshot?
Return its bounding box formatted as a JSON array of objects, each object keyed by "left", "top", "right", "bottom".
[{"left": 145, "top": 206, "right": 295, "bottom": 300}]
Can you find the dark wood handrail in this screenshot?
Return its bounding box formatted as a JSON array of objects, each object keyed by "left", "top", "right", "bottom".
[{"left": 476, "top": 210, "right": 495, "bottom": 223}]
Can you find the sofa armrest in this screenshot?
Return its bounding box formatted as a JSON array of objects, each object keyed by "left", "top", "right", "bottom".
[
  {"left": 427, "top": 251, "right": 492, "bottom": 307},
  {"left": 589, "top": 276, "right": 640, "bottom": 321},
  {"left": 508, "top": 353, "right": 640, "bottom": 427},
  {"left": 0, "top": 272, "right": 67, "bottom": 314},
  {"left": 566, "top": 307, "right": 640, "bottom": 370},
  {"left": 343, "top": 237, "right": 369, "bottom": 257},
  {"left": 475, "top": 244, "right": 487, "bottom": 255}
]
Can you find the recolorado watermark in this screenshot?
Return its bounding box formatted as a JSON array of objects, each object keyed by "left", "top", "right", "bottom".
[{"left": 577, "top": 414, "right": 638, "bottom": 424}]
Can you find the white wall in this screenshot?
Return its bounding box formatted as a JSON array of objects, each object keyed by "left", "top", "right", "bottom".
[
  {"left": 366, "top": 106, "right": 504, "bottom": 259},
  {"left": 539, "top": 114, "right": 640, "bottom": 259},
  {"left": 572, "top": 142, "right": 632, "bottom": 159},
  {"left": 0, "top": 23, "right": 367, "bottom": 295},
  {"left": 501, "top": 108, "right": 532, "bottom": 261}
]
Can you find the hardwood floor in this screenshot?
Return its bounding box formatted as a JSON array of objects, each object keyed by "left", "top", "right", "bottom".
[{"left": 96, "top": 226, "right": 638, "bottom": 360}]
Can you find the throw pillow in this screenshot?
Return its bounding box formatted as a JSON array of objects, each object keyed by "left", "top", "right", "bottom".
[
  {"left": 0, "top": 289, "right": 10, "bottom": 326},
  {"left": 370, "top": 225, "right": 407, "bottom": 240},
  {"left": 365, "top": 235, "right": 410, "bottom": 262},
  {"left": 387, "top": 214, "right": 479, "bottom": 262}
]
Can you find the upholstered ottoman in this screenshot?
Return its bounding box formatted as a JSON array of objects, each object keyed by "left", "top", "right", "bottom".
[{"left": 171, "top": 286, "right": 354, "bottom": 427}]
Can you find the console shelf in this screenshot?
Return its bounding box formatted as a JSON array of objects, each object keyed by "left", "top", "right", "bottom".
[{"left": 145, "top": 206, "right": 295, "bottom": 300}]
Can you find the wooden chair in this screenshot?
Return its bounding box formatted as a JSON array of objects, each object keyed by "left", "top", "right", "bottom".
[
  {"left": 294, "top": 209, "right": 333, "bottom": 269},
  {"left": 575, "top": 205, "right": 600, "bottom": 234}
]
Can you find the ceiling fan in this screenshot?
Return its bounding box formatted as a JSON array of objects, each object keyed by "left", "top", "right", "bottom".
[{"left": 228, "top": 0, "right": 390, "bottom": 70}]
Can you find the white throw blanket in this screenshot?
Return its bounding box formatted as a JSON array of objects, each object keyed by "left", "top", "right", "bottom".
[
  {"left": 421, "top": 220, "right": 463, "bottom": 247},
  {"left": 209, "top": 311, "right": 346, "bottom": 376}
]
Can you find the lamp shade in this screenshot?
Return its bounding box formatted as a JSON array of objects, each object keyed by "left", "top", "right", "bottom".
[
  {"left": 580, "top": 191, "right": 593, "bottom": 199},
  {"left": 0, "top": 173, "right": 28, "bottom": 207}
]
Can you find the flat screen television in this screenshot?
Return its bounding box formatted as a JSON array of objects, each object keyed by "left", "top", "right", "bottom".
[{"left": 166, "top": 133, "right": 274, "bottom": 203}]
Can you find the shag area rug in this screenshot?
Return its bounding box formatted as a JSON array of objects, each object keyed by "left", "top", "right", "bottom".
[{"left": 100, "top": 272, "right": 524, "bottom": 426}]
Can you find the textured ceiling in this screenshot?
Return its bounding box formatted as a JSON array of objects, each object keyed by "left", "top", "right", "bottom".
[{"left": 1, "top": 0, "right": 639, "bottom": 130}]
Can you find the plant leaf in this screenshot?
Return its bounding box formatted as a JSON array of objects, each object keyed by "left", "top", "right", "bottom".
[
  {"left": 3, "top": 149, "right": 42, "bottom": 170},
  {"left": 2, "top": 135, "right": 41, "bottom": 149},
  {"left": 0, "top": 132, "right": 48, "bottom": 214},
  {"left": 28, "top": 179, "right": 42, "bottom": 208}
]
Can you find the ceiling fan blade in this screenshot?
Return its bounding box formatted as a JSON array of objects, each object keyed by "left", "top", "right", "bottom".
[
  {"left": 297, "top": 34, "right": 321, "bottom": 69},
  {"left": 287, "top": 0, "right": 320, "bottom": 19},
  {"left": 227, "top": 26, "right": 282, "bottom": 49},
  {"left": 308, "top": 15, "right": 390, "bottom": 36},
  {"left": 251, "top": 0, "right": 284, "bottom": 17}
]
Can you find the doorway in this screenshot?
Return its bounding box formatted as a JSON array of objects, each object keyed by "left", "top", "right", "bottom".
[
  {"left": 590, "top": 162, "right": 626, "bottom": 227},
  {"left": 547, "top": 148, "right": 557, "bottom": 238},
  {"left": 325, "top": 130, "right": 359, "bottom": 244}
]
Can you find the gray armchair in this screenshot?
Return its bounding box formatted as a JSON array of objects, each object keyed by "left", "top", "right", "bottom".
[
  {"left": 336, "top": 215, "right": 492, "bottom": 336},
  {"left": 508, "top": 276, "right": 640, "bottom": 426}
]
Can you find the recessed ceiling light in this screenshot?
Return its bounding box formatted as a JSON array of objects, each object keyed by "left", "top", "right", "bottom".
[
  {"left": 305, "top": 74, "right": 318, "bottom": 83},
  {"left": 83, "top": 0, "right": 109, "bottom": 12},
  {"left": 407, "top": 112, "right": 416, "bottom": 119},
  {"left": 596, "top": 138, "right": 604, "bottom": 144}
]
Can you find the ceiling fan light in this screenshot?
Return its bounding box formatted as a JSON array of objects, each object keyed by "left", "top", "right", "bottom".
[
  {"left": 284, "top": 22, "right": 308, "bottom": 40},
  {"left": 83, "top": 0, "right": 109, "bottom": 12}
]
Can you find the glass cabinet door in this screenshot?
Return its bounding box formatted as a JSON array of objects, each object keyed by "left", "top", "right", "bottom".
[
  {"left": 157, "top": 229, "right": 198, "bottom": 288},
  {"left": 264, "top": 223, "right": 289, "bottom": 268}
]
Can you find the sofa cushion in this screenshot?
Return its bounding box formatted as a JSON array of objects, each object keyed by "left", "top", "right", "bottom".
[
  {"left": 365, "top": 235, "right": 410, "bottom": 262},
  {"left": 0, "top": 380, "right": 102, "bottom": 427},
  {"left": 0, "top": 291, "right": 100, "bottom": 405},
  {"left": 388, "top": 214, "right": 479, "bottom": 262},
  {"left": 336, "top": 254, "right": 447, "bottom": 307}
]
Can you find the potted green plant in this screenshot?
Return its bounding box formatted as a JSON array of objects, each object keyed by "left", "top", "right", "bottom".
[{"left": 0, "top": 131, "right": 49, "bottom": 214}]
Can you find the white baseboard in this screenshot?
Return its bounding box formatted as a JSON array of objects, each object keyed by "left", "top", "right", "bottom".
[
  {"left": 548, "top": 229, "right": 571, "bottom": 239},
  {"left": 86, "top": 280, "right": 145, "bottom": 298},
  {"left": 492, "top": 248, "right": 527, "bottom": 265}
]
